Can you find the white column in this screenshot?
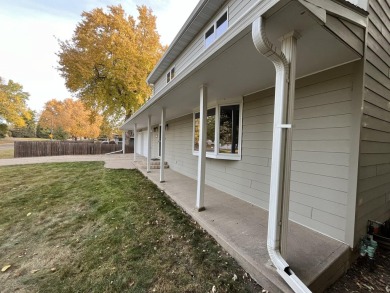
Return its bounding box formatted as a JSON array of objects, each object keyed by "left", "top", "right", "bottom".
[
  {"left": 122, "top": 131, "right": 126, "bottom": 154},
  {"left": 279, "top": 31, "right": 299, "bottom": 257},
  {"left": 133, "top": 123, "right": 137, "bottom": 161},
  {"left": 147, "top": 115, "right": 152, "bottom": 173},
  {"left": 196, "top": 85, "right": 207, "bottom": 211},
  {"left": 160, "top": 108, "right": 166, "bottom": 182}
]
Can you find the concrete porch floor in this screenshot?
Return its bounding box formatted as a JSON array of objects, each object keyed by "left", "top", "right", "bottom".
[{"left": 133, "top": 156, "right": 351, "bottom": 293}]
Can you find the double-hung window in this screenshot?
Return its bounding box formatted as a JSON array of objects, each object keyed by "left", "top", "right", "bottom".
[
  {"left": 204, "top": 10, "right": 228, "bottom": 48},
  {"left": 193, "top": 99, "right": 242, "bottom": 160},
  {"left": 166, "top": 66, "right": 175, "bottom": 83}
]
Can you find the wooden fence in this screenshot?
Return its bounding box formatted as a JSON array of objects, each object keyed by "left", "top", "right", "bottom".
[{"left": 14, "top": 141, "right": 134, "bottom": 158}]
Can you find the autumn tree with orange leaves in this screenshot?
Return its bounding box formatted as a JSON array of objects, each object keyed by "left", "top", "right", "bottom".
[
  {"left": 0, "top": 77, "right": 32, "bottom": 127},
  {"left": 39, "top": 99, "right": 102, "bottom": 139},
  {"left": 57, "top": 5, "right": 164, "bottom": 120}
]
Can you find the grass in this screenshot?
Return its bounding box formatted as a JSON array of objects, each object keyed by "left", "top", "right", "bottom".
[
  {"left": 0, "top": 148, "right": 13, "bottom": 159},
  {"left": 0, "top": 162, "right": 262, "bottom": 293}
]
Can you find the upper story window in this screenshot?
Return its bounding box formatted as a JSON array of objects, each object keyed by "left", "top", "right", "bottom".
[
  {"left": 205, "top": 10, "right": 228, "bottom": 48},
  {"left": 193, "top": 98, "right": 242, "bottom": 160},
  {"left": 166, "top": 66, "right": 175, "bottom": 83}
]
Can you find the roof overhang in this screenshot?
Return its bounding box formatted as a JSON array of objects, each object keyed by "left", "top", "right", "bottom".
[
  {"left": 122, "top": 0, "right": 367, "bottom": 131},
  {"left": 147, "top": 0, "right": 227, "bottom": 84}
]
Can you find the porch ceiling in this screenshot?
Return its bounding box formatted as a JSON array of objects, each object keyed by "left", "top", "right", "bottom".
[{"left": 122, "top": 0, "right": 361, "bottom": 130}]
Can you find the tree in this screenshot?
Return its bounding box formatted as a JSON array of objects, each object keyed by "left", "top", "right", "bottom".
[
  {"left": 57, "top": 5, "right": 164, "bottom": 120},
  {"left": 0, "top": 77, "right": 32, "bottom": 127},
  {"left": 39, "top": 98, "right": 103, "bottom": 139},
  {"left": 10, "top": 109, "right": 37, "bottom": 138}
]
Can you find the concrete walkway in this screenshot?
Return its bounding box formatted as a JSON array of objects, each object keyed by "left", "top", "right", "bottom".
[
  {"left": 0, "top": 154, "right": 350, "bottom": 292},
  {"left": 0, "top": 154, "right": 136, "bottom": 169},
  {"left": 134, "top": 157, "right": 350, "bottom": 293}
]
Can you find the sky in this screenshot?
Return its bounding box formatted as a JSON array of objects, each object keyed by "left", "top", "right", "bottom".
[{"left": 0, "top": 0, "right": 199, "bottom": 114}]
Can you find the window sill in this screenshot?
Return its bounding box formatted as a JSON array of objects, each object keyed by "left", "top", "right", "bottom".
[{"left": 193, "top": 152, "right": 241, "bottom": 161}]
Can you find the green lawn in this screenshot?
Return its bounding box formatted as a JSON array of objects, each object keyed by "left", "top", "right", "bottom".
[
  {"left": 0, "top": 162, "right": 261, "bottom": 293},
  {"left": 0, "top": 148, "right": 13, "bottom": 159}
]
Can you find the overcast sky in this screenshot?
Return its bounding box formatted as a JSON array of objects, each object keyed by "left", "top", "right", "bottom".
[{"left": 0, "top": 0, "right": 199, "bottom": 113}]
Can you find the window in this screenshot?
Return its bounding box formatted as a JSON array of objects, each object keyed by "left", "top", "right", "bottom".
[
  {"left": 204, "top": 11, "right": 228, "bottom": 48},
  {"left": 216, "top": 12, "right": 228, "bottom": 38},
  {"left": 166, "top": 66, "right": 175, "bottom": 83},
  {"left": 194, "top": 108, "right": 216, "bottom": 152},
  {"left": 219, "top": 105, "right": 239, "bottom": 154},
  {"left": 205, "top": 26, "right": 215, "bottom": 48},
  {"left": 193, "top": 100, "right": 242, "bottom": 160}
]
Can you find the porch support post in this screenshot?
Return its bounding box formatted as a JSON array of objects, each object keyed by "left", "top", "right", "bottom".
[
  {"left": 122, "top": 131, "right": 126, "bottom": 154},
  {"left": 133, "top": 123, "right": 137, "bottom": 161},
  {"left": 196, "top": 85, "right": 207, "bottom": 212},
  {"left": 147, "top": 115, "right": 152, "bottom": 173},
  {"left": 160, "top": 108, "right": 166, "bottom": 182},
  {"left": 253, "top": 17, "right": 310, "bottom": 293},
  {"left": 279, "top": 31, "right": 299, "bottom": 257}
]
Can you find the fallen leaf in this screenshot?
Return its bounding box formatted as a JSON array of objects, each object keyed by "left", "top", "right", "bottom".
[{"left": 1, "top": 265, "right": 11, "bottom": 272}]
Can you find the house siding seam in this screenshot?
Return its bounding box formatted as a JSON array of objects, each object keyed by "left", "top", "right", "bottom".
[
  {"left": 161, "top": 63, "right": 356, "bottom": 242},
  {"left": 153, "top": 0, "right": 254, "bottom": 95},
  {"left": 356, "top": 0, "right": 390, "bottom": 242}
]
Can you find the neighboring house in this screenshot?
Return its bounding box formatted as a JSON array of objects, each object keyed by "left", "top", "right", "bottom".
[{"left": 121, "top": 0, "right": 389, "bottom": 291}]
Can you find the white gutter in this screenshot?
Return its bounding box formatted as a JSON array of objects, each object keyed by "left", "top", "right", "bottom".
[{"left": 252, "top": 16, "right": 311, "bottom": 293}]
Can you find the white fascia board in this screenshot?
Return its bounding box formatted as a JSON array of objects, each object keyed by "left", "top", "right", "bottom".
[{"left": 120, "top": 0, "right": 281, "bottom": 130}]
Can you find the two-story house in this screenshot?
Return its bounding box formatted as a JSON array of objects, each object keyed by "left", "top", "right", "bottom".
[{"left": 121, "top": 0, "right": 390, "bottom": 292}]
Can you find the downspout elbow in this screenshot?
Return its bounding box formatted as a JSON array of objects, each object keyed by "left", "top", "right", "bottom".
[{"left": 252, "top": 16, "right": 312, "bottom": 293}]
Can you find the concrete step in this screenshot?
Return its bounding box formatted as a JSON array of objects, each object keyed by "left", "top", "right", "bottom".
[{"left": 149, "top": 160, "right": 169, "bottom": 169}]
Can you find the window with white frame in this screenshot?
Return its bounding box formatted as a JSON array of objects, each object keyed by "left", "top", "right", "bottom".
[
  {"left": 166, "top": 66, "right": 175, "bottom": 83},
  {"left": 204, "top": 10, "right": 228, "bottom": 48},
  {"left": 193, "top": 99, "right": 242, "bottom": 160}
]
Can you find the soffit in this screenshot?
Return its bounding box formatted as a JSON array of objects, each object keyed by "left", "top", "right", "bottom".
[{"left": 122, "top": 0, "right": 363, "bottom": 130}]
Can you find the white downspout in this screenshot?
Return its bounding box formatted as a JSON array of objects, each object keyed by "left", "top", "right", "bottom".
[{"left": 252, "top": 16, "right": 311, "bottom": 293}]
